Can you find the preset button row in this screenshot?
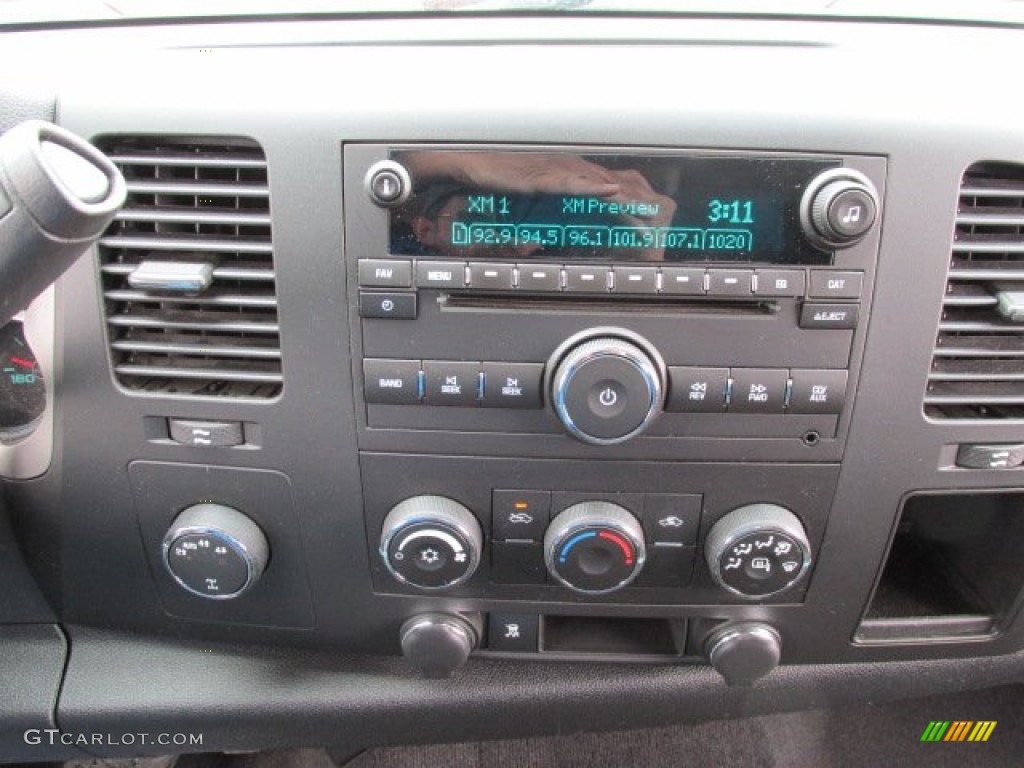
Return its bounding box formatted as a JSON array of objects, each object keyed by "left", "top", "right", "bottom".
[
  {"left": 358, "top": 259, "right": 863, "bottom": 300},
  {"left": 364, "top": 359, "right": 543, "bottom": 408}
]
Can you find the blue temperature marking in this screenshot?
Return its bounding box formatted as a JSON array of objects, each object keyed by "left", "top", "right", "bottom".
[{"left": 559, "top": 530, "right": 597, "bottom": 564}]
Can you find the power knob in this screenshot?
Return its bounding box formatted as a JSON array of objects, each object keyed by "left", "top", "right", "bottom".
[
  {"left": 547, "top": 328, "right": 666, "bottom": 445},
  {"left": 162, "top": 503, "right": 270, "bottom": 600},
  {"left": 380, "top": 496, "right": 483, "bottom": 590},
  {"left": 800, "top": 168, "right": 880, "bottom": 249},
  {"left": 704, "top": 503, "right": 812, "bottom": 598}
]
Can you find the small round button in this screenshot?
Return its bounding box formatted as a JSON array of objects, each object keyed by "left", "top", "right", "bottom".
[
  {"left": 826, "top": 187, "right": 876, "bottom": 239},
  {"left": 365, "top": 160, "right": 411, "bottom": 207},
  {"left": 549, "top": 330, "right": 666, "bottom": 445}
]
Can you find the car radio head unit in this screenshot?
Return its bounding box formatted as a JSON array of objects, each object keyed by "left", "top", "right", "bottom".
[{"left": 387, "top": 149, "right": 850, "bottom": 265}]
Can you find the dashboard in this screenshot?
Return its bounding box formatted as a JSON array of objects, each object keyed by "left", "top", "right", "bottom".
[{"left": 1, "top": 9, "right": 1024, "bottom": 762}]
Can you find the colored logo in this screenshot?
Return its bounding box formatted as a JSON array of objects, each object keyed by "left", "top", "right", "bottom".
[{"left": 920, "top": 721, "right": 997, "bottom": 742}]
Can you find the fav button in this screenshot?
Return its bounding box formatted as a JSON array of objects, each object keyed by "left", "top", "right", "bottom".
[{"left": 358, "top": 259, "right": 413, "bottom": 288}]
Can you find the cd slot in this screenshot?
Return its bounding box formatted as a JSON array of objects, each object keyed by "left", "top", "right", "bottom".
[{"left": 441, "top": 292, "right": 778, "bottom": 316}]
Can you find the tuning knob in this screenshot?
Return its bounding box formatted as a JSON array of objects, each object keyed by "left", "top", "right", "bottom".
[
  {"left": 380, "top": 496, "right": 483, "bottom": 590},
  {"left": 544, "top": 501, "right": 646, "bottom": 593},
  {"left": 704, "top": 503, "right": 812, "bottom": 598},
  {"left": 400, "top": 612, "right": 481, "bottom": 679},
  {"left": 547, "top": 328, "right": 666, "bottom": 445},
  {"left": 162, "top": 503, "right": 269, "bottom": 600},
  {"left": 704, "top": 622, "right": 782, "bottom": 686},
  {"left": 801, "top": 169, "right": 880, "bottom": 249}
]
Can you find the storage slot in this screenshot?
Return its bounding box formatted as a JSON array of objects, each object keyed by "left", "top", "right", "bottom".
[{"left": 857, "top": 491, "right": 1024, "bottom": 643}]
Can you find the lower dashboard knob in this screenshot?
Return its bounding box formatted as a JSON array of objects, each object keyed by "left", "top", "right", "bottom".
[
  {"left": 704, "top": 503, "right": 812, "bottom": 598},
  {"left": 548, "top": 329, "right": 666, "bottom": 445},
  {"left": 380, "top": 495, "right": 483, "bottom": 590},
  {"left": 544, "top": 501, "right": 646, "bottom": 593},
  {"left": 162, "top": 503, "right": 269, "bottom": 600},
  {"left": 400, "top": 612, "right": 480, "bottom": 679},
  {"left": 704, "top": 622, "right": 782, "bottom": 686}
]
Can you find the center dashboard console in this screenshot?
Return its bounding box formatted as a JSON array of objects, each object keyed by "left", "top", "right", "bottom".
[{"left": 333, "top": 143, "right": 884, "bottom": 668}]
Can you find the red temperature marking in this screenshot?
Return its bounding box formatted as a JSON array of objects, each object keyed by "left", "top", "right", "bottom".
[
  {"left": 10, "top": 357, "right": 35, "bottom": 369},
  {"left": 599, "top": 530, "right": 635, "bottom": 565}
]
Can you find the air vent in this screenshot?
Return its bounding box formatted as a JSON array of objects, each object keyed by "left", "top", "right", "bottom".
[
  {"left": 926, "top": 162, "right": 1024, "bottom": 419},
  {"left": 96, "top": 136, "right": 281, "bottom": 398}
]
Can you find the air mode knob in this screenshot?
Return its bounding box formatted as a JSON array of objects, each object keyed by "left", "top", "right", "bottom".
[
  {"left": 704, "top": 503, "right": 812, "bottom": 598},
  {"left": 544, "top": 501, "right": 646, "bottom": 593},
  {"left": 801, "top": 169, "right": 880, "bottom": 249},
  {"left": 162, "top": 503, "right": 270, "bottom": 600},
  {"left": 548, "top": 329, "right": 666, "bottom": 445},
  {"left": 380, "top": 495, "right": 483, "bottom": 590}
]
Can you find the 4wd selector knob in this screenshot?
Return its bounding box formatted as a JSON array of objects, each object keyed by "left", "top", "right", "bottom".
[
  {"left": 548, "top": 329, "right": 666, "bottom": 445},
  {"left": 162, "top": 503, "right": 269, "bottom": 600},
  {"left": 544, "top": 501, "right": 646, "bottom": 593},
  {"left": 380, "top": 496, "right": 483, "bottom": 590},
  {"left": 705, "top": 503, "right": 812, "bottom": 598}
]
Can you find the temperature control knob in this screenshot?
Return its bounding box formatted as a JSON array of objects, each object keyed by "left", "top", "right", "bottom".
[
  {"left": 704, "top": 503, "right": 811, "bottom": 598},
  {"left": 548, "top": 329, "right": 666, "bottom": 445},
  {"left": 544, "top": 501, "right": 646, "bottom": 593},
  {"left": 801, "top": 169, "right": 880, "bottom": 249},
  {"left": 380, "top": 496, "right": 483, "bottom": 590},
  {"left": 162, "top": 503, "right": 269, "bottom": 600}
]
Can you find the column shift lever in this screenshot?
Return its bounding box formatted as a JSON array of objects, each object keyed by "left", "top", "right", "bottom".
[{"left": 0, "top": 120, "right": 126, "bottom": 325}]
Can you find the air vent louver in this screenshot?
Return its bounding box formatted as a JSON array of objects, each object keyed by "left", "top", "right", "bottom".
[
  {"left": 97, "top": 136, "right": 281, "bottom": 398},
  {"left": 926, "top": 162, "right": 1024, "bottom": 419}
]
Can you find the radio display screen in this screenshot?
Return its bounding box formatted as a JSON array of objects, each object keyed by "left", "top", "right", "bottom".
[{"left": 388, "top": 149, "right": 837, "bottom": 265}]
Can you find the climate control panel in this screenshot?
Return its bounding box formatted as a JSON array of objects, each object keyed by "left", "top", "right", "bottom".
[{"left": 370, "top": 468, "right": 819, "bottom": 604}]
